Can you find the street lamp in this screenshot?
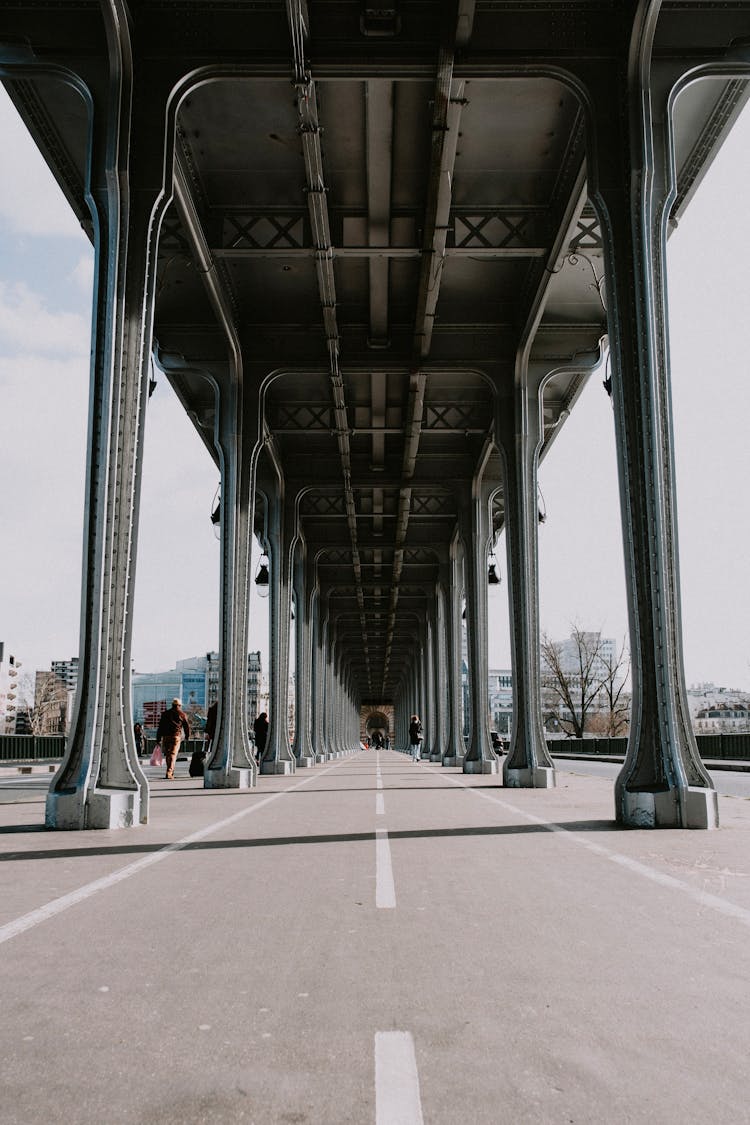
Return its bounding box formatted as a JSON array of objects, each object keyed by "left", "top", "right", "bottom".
[{"left": 255, "top": 554, "right": 270, "bottom": 597}]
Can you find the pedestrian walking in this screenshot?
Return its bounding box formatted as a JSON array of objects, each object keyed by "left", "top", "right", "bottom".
[
  {"left": 187, "top": 700, "right": 215, "bottom": 778},
  {"left": 155, "top": 698, "right": 190, "bottom": 780},
  {"left": 408, "top": 714, "right": 423, "bottom": 762},
  {"left": 204, "top": 700, "right": 218, "bottom": 752},
  {"left": 253, "top": 711, "right": 269, "bottom": 764},
  {"left": 133, "top": 722, "right": 145, "bottom": 757}
]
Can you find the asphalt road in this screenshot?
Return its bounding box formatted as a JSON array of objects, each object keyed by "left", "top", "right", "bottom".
[
  {"left": 554, "top": 757, "right": 750, "bottom": 799},
  {"left": 4, "top": 750, "right": 750, "bottom": 1124},
  {"left": 4, "top": 758, "right": 750, "bottom": 803}
]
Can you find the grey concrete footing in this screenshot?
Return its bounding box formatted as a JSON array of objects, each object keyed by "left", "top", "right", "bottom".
[
  {"left": 429, "top": 753, "right": 442, "bottom": 763},
  {"left": 295, "top": 756, "right": 315, "bottom": 768},
  {"left": 442, "top": 756, "right": 459, "bottom": 767},
  {"left": 504, "top": 766, "right": 556, "bottom": 788},
  {"left": 260, "top": 759, "right": 295, "bottom": 775},
  {"left": 618, "top": 785, "right": 719, "bottom": 829},
  {"left": 204, "top": 767, "right": 254, "bottom": 789},
  {"left": 315, "top": 753, "right": 326, "bottom": 763},
  {"left": 47, "top": 788, "right": 141, "bottom": 830},
  {"left": 463, "top": 757, "right": 500, "bottom": 775}
]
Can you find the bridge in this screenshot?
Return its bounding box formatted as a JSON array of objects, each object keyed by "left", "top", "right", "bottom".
[{"left": 2, "top": 3, "right": 749, "bottom": 831}]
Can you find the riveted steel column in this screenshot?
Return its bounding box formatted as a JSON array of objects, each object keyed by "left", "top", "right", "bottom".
[
  {"left": 293, "top": 535, "right": 315, "bottom": 767},
  {"left": 442, "top": 532, "right": 466, "bottom": 767},
  {"left": 312, "top": 586, "right": 328, "bottom": 762},
  {"left": 587, "top": 25, "right": 717, "bottom": 827},
  {"left": 45, "top": 30, "right": 175, "bottom": 828},
  {"left": 462, "top": 477, "right": 500, "bottom": 774},
  {"left": 261, "top": 488, "right": 296, "bottom": 775},
  {"left": 430, "top": 556, "right": 450, "bottom": 763},
  {"left": 203, "top": 371, "right": 257, "bottom": 790},
  {"left": 332, "top": 642, "right": 344, "bottom": 756},
  {"left": 429, "top": 583, "right": 446, "bottom": 762},
  {"left": 424, "top": 616, "right": 437, "bottom": 759},
  {"left": 497, "top": 373, "right": 555, "bottom": 789}
]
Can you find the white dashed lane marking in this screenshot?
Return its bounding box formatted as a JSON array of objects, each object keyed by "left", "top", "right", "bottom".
[{"left": 375, "top": 1031, "right": 424, "bottom": 1124}]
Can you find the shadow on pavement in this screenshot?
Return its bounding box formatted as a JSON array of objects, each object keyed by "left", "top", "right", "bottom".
[{"left": 0, "top": 819, "right": 617, "bottom": 863}]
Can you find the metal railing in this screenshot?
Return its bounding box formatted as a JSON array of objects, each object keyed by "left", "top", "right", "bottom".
[
  {"left": 2, "top": 732, "right": 750, "bottom": 763},
  {"left": 0, "top": 734, "right": 207, "bottom": 762},
  {"left": 548, "top": 734, "right": 750, "bottom": 759}
]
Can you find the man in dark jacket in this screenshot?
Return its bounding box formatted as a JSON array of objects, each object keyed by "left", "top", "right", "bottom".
[
  {"left": 253, "top": 711, "right": 269, "bottom": 763},
  {"left": 156, "top": 698, "right": 190, "bottom": 779}
]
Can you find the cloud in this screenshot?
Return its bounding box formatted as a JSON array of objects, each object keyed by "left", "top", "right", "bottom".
[
  {"left": 69, "top": 254, "right": 94, "bottom": 294},
  {"left": 0, "top": 88, "right": 85, "bottom": 239},
  {"left": 0, "top": 280, "right": 90, "bottom": 356}
]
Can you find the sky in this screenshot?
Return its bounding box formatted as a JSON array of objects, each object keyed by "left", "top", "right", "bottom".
[{"left": 0, "top": 83, "right": 748, "bottom": 693}]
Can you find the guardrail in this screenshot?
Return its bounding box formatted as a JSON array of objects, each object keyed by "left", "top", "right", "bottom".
[
  {"left": 0, "top": 734, "right": 65, "bottom": 761},
  {"left": 548, "top": 734, "right": 750, "bottom": 759},
  {"left": 0, "top": 734, "right": 208, "bottom": 762},
  {"left": 2, "top": 732, "right": 750, "bottom": 763}
]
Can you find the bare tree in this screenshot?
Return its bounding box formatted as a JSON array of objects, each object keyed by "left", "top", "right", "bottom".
[
  {"left": 541, "top": 626, "right": 629, "bottom": 739},
  {"left": 591, "top": 638, "right": 630, "bottom": 736}
]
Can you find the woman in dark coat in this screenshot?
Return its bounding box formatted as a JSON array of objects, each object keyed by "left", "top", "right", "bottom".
[
  {"left": 408, "top": 714, "right": 422, "bottom": 762},
  {"left": 253, "top": 711, "right": 269, "bottom": 762}
]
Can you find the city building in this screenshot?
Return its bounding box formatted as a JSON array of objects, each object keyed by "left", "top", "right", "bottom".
[
  {"left": 132, "top": 669, "right": 184, "bottom": 731},
  {"left": 51, "top": 657, "right": 79, "bottom": 694},
  {"left": 488, "top": 668, "right": 513, "bottom": 737},
  {"left": 247, "top": 651, "right": 262, "bottom": 726},
  {"left": 0, "top": 643, "right": 22, "bottom": 733},
  {"left": 687, "top": 684, "right": 750, "bottom": 733},
  {"left": 33, "top": 669, "right": 69, "bottom": 735},
  {"left": 133, "top": 651, "right": 264, "bottom": 733}
]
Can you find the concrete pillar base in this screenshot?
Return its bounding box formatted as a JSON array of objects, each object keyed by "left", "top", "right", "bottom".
[
  {"left": 315, "top": 753, "right": 327, "bottom": 763},
  {"left": 429, "top": 753, "right": 442, "bottom": 763},
  {"left": 260, "top": 759, "right": 295, "bottom": 775},
  {"left": 47, "top": 788, "right": 141, "bottom": 830},
  {"left": 504, "top": 766, "right": 556, "bottom": 788},
  {"left": 442, "top": 756, "right": 459, "bottom": 767},
  {"left": 618, "top": 785, "right": 719, "bottom": 829},
  {"left": 295, "top": 756, "right": 315, "bottom": 768},
  {"left": 463, "top": 757, "right": 499, "bottom": 775},
  {"left": 204, "top": 767, "right": 253, "bottom": 789}
]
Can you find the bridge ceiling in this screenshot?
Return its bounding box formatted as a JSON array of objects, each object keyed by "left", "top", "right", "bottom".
[{"left": 2, "top": 1, "right": 747, "bottom": 704}]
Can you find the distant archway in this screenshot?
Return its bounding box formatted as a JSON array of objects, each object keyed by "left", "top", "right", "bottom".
[{"left": 361, "top": 706, "right": 394, "bottom": 745}]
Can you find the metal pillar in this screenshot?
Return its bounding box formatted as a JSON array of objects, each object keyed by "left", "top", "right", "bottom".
[
  {"left": 442, "top": 532, "right": 466, "bottom": 767},
  {"left": 429, "top": 580, "right": 448, "bottom": 762},
  {"left": 462, "top": 479, "right": 500, "bottom": 775},
  {"left": 589, "top": 33, "right": 717, "bottom": 828},
  {"left": 497, "top": 370, "right": 555, "bottom": 789},
  {"left": 260, "top": 485, "right": 296, "bottom": 775},
  {"left": 202, "top": 368, "right": 257, "bottom": 790},
  {"left": 292, "top": 537, "right": 316, "bottom": 767},
  {"left": 46, "top": 38, "right": 173, "bottom": 828}
]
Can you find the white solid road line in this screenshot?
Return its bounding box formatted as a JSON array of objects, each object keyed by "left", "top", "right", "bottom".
[
  {"left": 0, "top": 763, "right": 339, "bottom": 947},
  {"left": 428, "top": 765, "right": 750, "bottom": 930},
  {"left": 375, "top": 1031, "right": 424, "bottom": 1125},
  {"left": 375, "top": 828, "right": 396, "bottom": 908},
  {"left": 376, "top": 793, "right": 385, "bottom": 815}
]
